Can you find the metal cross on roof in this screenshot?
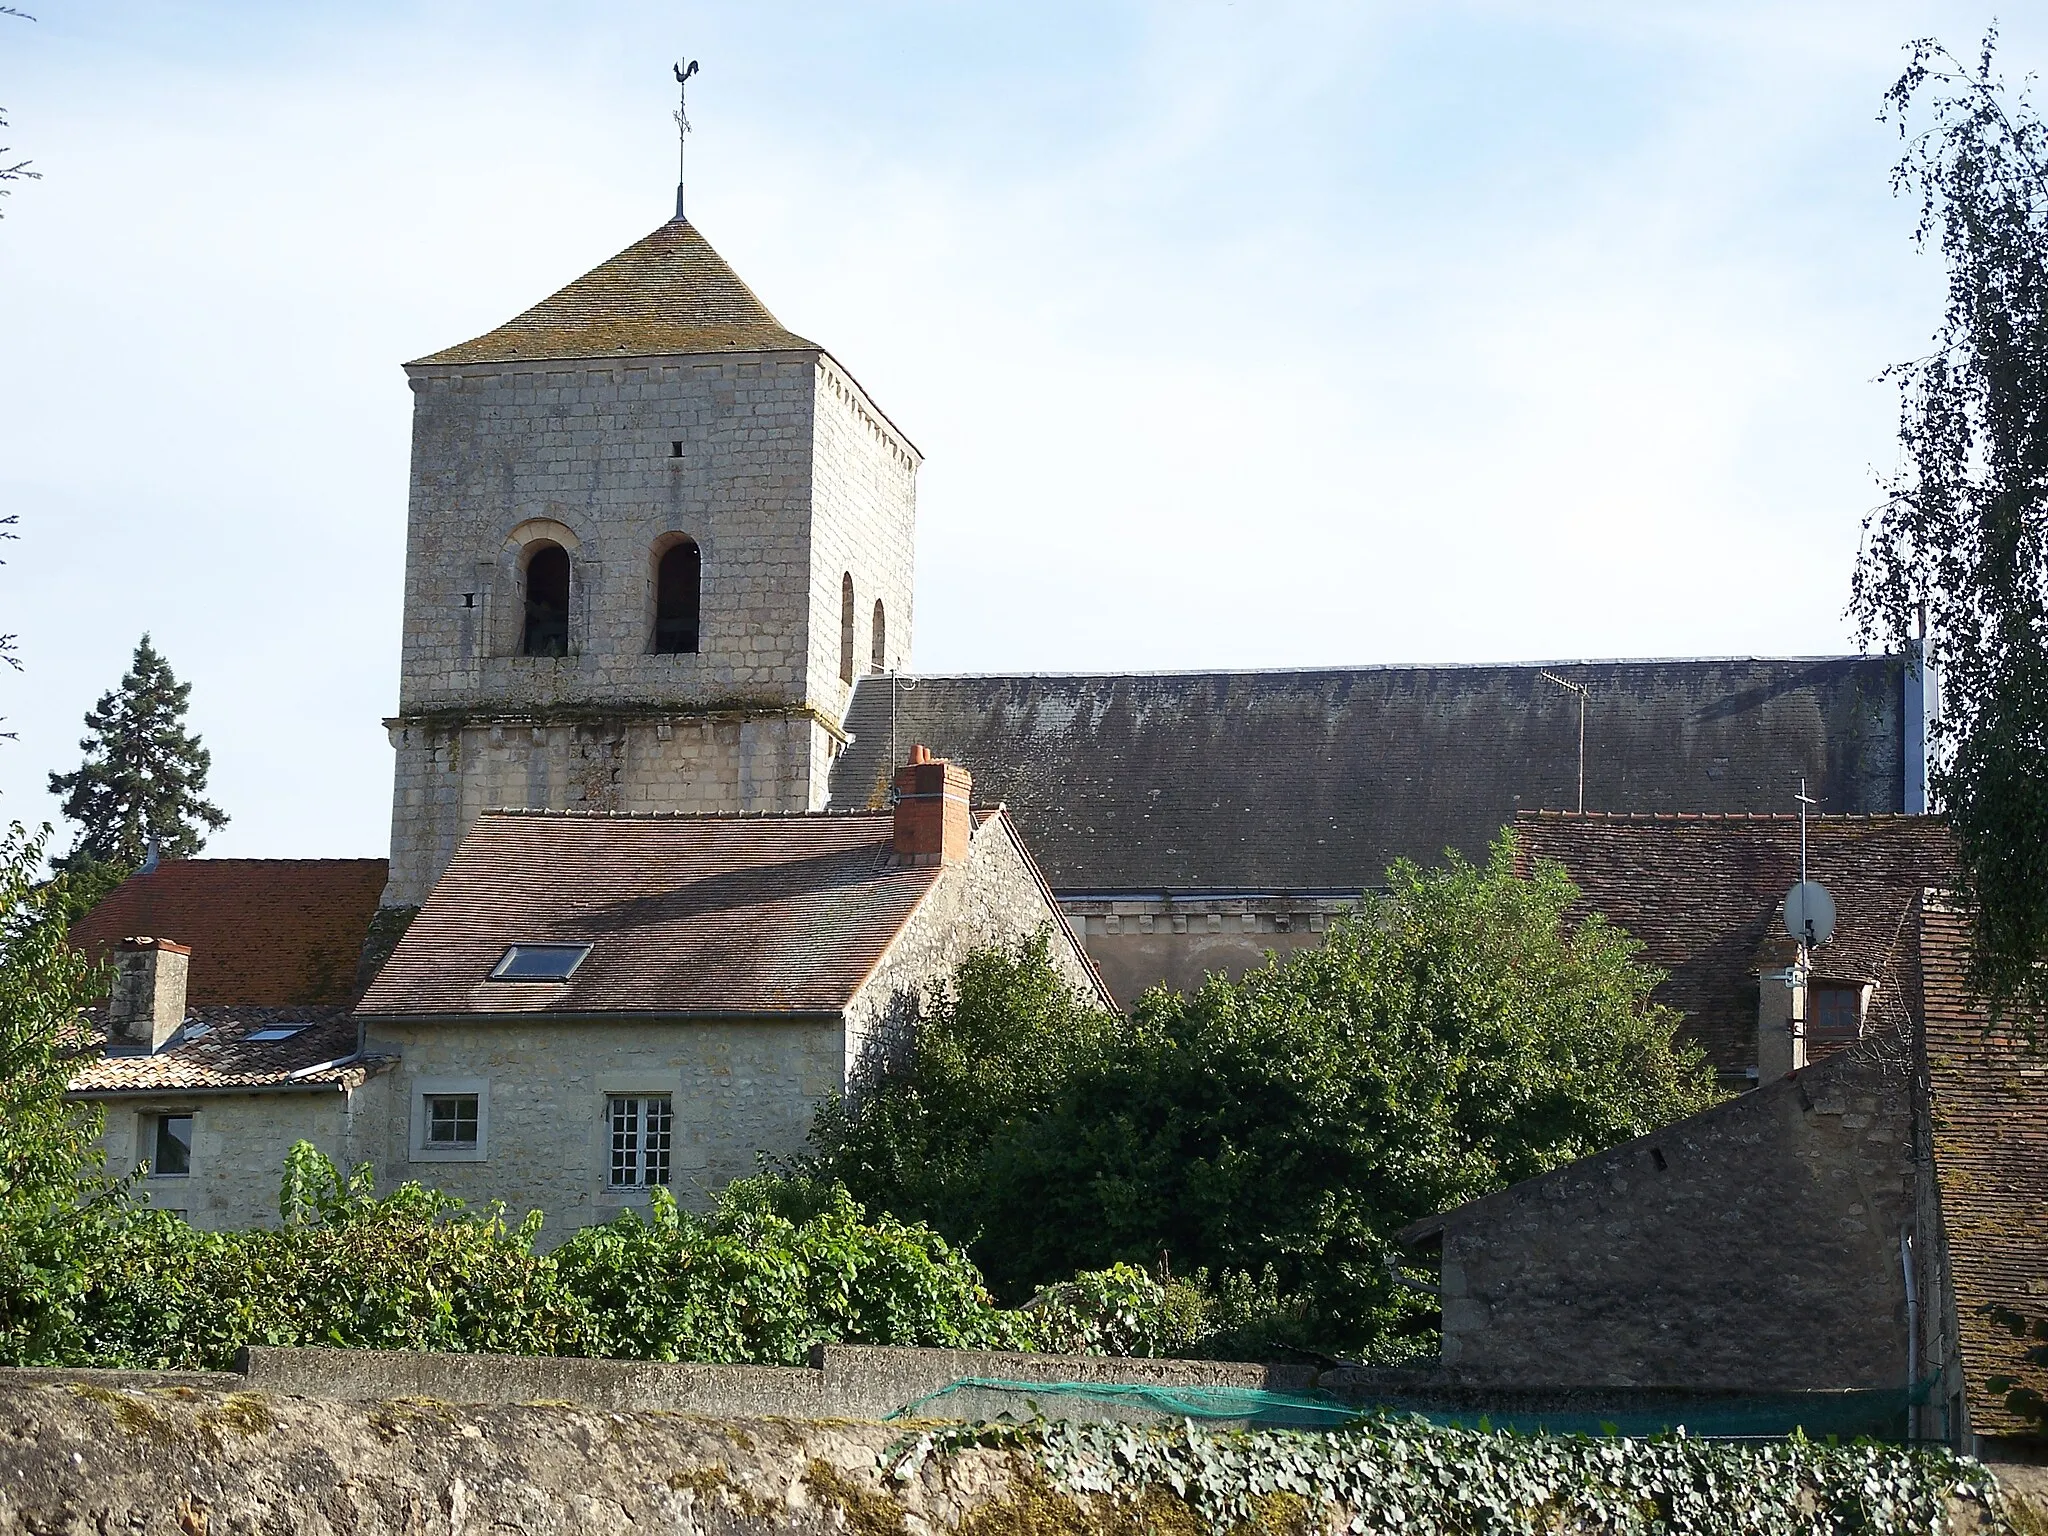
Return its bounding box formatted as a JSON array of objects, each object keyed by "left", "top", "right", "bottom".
[{"left": 673, "top": 58, "right": 699, "bottom": 221}]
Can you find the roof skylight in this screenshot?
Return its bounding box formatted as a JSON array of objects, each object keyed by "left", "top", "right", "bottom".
[
  {"left": 246, "top": 1024, "right": 310, "bottom": 1043},
  {"left": 490, "top": 943, "right": 592, "bottom": 982}
]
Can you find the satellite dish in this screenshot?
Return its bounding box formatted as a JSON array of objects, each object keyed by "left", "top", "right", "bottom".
[{"left": 1785, "top": 880, "right": 1836, "bottom": 947}]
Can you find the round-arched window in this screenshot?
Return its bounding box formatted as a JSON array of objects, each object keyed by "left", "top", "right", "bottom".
[
  {"left": 521, "top": 542, "right": 571, "bottom": 657},
  {"left": 654, "top": 539, "right": 702, "bottom": 654}
]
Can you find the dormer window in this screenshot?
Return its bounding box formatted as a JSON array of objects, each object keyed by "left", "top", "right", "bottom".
[{"left": 489, "top": 943, "right": 592, "bottom": 982}]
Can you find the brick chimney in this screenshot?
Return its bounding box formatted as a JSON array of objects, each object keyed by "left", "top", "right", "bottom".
[
  {"left": 109, "top": 937, "right": 190, "bottom": 1053},
  {"left": 893, "top": 745, "right": 973, "bottom": 866}
]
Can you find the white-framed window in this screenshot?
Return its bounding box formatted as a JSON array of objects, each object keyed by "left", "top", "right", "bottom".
[
  {"left": 411, "top": 1076, "right": 490, "bottom": 1162},
  {"left": 146, "top": 1112, "right": 193, "bottom": 1178},
  {"left": 607, "top": 1094, "right": 672, "bottom": 1189}
]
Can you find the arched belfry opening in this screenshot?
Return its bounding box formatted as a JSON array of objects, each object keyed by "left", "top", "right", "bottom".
[
  {"left": 653, "top": 539, "right": 701, "bottom": 654},
  {"left": 871, "top": 600, "right": 886, "bottom": 674},
  {"left": 839, "top": 573, "right": 856, "bottom": 684},
  {"left": 521, "top": 542, "right": 571, "bottom": 657}
]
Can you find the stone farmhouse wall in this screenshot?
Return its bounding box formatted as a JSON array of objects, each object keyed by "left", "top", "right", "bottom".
[
  {"left": 95, "top": 1088, "right": 370, "bottom": 1231},
  {"left": 1425, "top": 1037, "right": 1916, "bottom": 1389},
  {"left": 351, "top": 1017, "right": 844, "bottom": 1240},
  {"left": 845, "top": 817, "right": 1105, "bottom": 1080},
  {"left": 385, "top": 352, "right": 917, "bottom": 907}
]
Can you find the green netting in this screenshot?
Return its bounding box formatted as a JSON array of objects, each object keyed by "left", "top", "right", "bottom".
[
  {"left": 889, "top": 1379, "right": 1365, "bottom": 1428},
  {"left": 889, "top": 1379, "right": 1925, "bottom": 1441}
]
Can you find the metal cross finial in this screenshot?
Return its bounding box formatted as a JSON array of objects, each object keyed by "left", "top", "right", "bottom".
[
  {"left": 673, "top": 58, "right": 699, "bottom": 221},
  {"left": 1795, "top": 776, "right": 1818, "bottom": 887}
]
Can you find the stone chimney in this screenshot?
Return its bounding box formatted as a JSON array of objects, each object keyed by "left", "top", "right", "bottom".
[
  {"left": 1755, "top": 935, "right": 1807, "bottom": 1084},
  {"left": 109, "top": 937, "right": 190, "bottom": 1054},
  {"left": 893, "top": 745, "right": 972, "bottom": 866}
]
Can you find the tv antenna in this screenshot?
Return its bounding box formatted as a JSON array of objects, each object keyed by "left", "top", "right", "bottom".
[
  {"left": 1783, "top": 777, "right": 1834, "bottom": 948},
  {"left": 673, "top": 58, "right": 699, "bottom": 221},
  {"left": 1538, "top": 671, "right": 1588, "bottom": 813}
]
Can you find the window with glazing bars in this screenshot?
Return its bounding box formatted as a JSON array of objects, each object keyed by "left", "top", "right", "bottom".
[
  {"left": 608, "top": 1095, "right": 672, "bottom": 1188},
  {"left": 425, "top": 1093, "right": 479, "bottom": 1149}
]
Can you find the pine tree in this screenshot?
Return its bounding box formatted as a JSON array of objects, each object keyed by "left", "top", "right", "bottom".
[{"left": 48, "top": 635, "right": 227, "bottom": 873}]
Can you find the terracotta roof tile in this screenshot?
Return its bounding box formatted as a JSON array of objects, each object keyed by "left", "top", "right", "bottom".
[
  {"left": 1916, "top": 898, "right": 2048, "bottom": 1442},
  {"left": 356, "top": 810, "right": 961, "bottom": 1019},
  {"left": 412, "top": 218, "right": 815, "bottom": 367},
  {"left": 69, "top": 860, "right": 389, "bottom": 1008},
  {"left": 67, "top": 1007, "right": 387, "bottom": 1095},
  {"left": 1513, "top": 812, "right": 1956, "bottom": 1075}
]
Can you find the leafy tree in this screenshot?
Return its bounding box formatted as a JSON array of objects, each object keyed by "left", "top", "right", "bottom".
[
  {"left": 48, "top": 634, "right": 227, "bottom": 877},
  {"left": 0, "top": 821, "right": 121, "bottom": 1361},
  {"left": 1852, "top": 31, "right": 2048, "bottom": 1014},
  {"left": 810, "top": 834, "right": 1721, "bottom": 1360}
]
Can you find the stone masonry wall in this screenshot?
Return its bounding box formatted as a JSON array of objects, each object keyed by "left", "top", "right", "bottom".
[
  {"left": 396, "top": 354, "right": 818, "bottom": 714},
  {"left": 805, "top": 356, "right": 918, "bottom": 711},
  {"left": 91, "top": 1088, "right": 371, "bottom": 1231},
  {"left": 1063, "top": 895, "right": 1363, "bottom": 1006},
  {"left": 350, "top": 1018, "right": 845, "bottom": 1242},
  {"left": 383, "top": 711, "right": 836, "bottom": 907},
  {"left": 844, "top": 815, "right": 1104, "bottom": 1080},
  {"left": 1430, "top": 1036, "right": 1916, "bottom": 1389}
]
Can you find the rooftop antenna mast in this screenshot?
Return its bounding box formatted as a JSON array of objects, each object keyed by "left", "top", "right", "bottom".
[
  {"left": 673, "top": 57, "right": 699, "bottom": 221},
  {"left": 1538, "top": 671, "right": 1589, "bottom": 813}
]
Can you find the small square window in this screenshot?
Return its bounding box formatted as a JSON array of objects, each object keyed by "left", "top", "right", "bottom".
[
  {"left": 245, "top": 1024, "right": 308, "bottom": 1043},
  {"left": 425, "top": 1093, "right": 479, "bottom": 1149},
  {"left": 607, "top": 1094, "right": 672, "bottom": 1189},
  {"left": 489, "top": 943, "right": 592, "bottom": 982},
  {"left": 1811, "top": 984, "right": 1862, "bottom": 1045},
  {"left": 151, "top": 1114, "right": 192, "bottom": 1178}
]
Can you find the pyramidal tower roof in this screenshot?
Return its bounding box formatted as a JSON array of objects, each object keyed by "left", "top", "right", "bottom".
[{"left": 412, "top": 216, "right": 816, "bottom": 367}]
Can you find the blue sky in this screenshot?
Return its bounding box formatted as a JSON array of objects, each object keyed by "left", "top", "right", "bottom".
[{"left": 0, "top": 2, "right": 2035, "bottom": 858}]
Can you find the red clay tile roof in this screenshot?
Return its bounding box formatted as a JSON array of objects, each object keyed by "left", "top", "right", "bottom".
[
  {"left": 357, "top": 810, "right": 981, "bottom": 1019},
  {"left": 69, "top": 860, "right": 390, "bottom": 1008},
  {"left": 1916, "top": 897, "right": 2048, "bottom": 1442},
  {"left": 1514, "top": 812, "right": 1956, "bottom": 1077},
  {"left": 412, "top": 218, "right": 815, "bottom": 367},
  {"left": 67, "top": 1007, "right": 388, "bottom": 1095}
]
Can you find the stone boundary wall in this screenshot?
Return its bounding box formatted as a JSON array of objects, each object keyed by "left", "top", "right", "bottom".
[{"left": 228, "top": 1343, "right": 1314, "bottom": 1423}]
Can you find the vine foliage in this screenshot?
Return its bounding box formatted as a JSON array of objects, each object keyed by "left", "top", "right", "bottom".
[{"left": 896, "top": 1416, "right": 2013, "bottom": 1536}]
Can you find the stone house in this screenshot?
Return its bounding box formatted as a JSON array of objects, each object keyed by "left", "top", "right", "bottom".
[
  {"left": 66, "top": 860, "right": 395, "bottom": 1227},
  {"left": 1399, "top": 891, "right": 2048, "bottom": 1461},
  {"left": 71, "top": 752, "right": 1106, "bottom": 1238}
]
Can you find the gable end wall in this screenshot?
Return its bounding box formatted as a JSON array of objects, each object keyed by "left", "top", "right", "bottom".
[{"left": 1434, "top": 1039, "right": 1916, "bottom": 1389}]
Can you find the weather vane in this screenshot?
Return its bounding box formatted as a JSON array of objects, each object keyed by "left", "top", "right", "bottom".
[{"left": 673, "top": 58, "right": 699, "bottom": 221}]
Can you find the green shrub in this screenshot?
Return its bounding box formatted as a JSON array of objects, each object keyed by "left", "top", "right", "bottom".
[
  {"left": 811, "top": 834, "right": 1722, "bottom": 1361},
  {"left": 63, "top": 1145, "right": 585, "bottom": 1369},
  {"left": 26, "top": 1152, "right": 1215, "bottom": 1370},
  {"left": 551, "top": 1175, "right": 1034, "bottom": 1364}
]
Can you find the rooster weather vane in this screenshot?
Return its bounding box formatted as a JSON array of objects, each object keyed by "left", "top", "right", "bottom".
[{"left": 673, "top": 58, "right": 699, "bottom": 221}]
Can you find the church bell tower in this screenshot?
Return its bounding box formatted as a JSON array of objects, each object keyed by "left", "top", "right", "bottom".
[{"left": 382, "top": 210, "right": 920, "bottom": 907}]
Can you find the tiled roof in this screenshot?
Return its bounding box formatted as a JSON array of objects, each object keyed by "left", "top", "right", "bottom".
[
  {"left": 69, "top": 859, "right": 390, "bottom": 1008},
  {"left": 67, "top": 1008, "right": 385, "bottom": 1095},
  {"left": 828, "top": 658, "right": 1911, "bottom": 894},
  {"left": 1513, "top": 812, "right": 1955, "bottom": 1076},
  {"left": 412, "top": 218, "right": 815, "bottom": 367},
  {"left": 356, "top": 810, "right": 976, "bottom": 1019},
  {"left": 1917, "top": 897, "right": 2048, "bottom": 1442}
]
